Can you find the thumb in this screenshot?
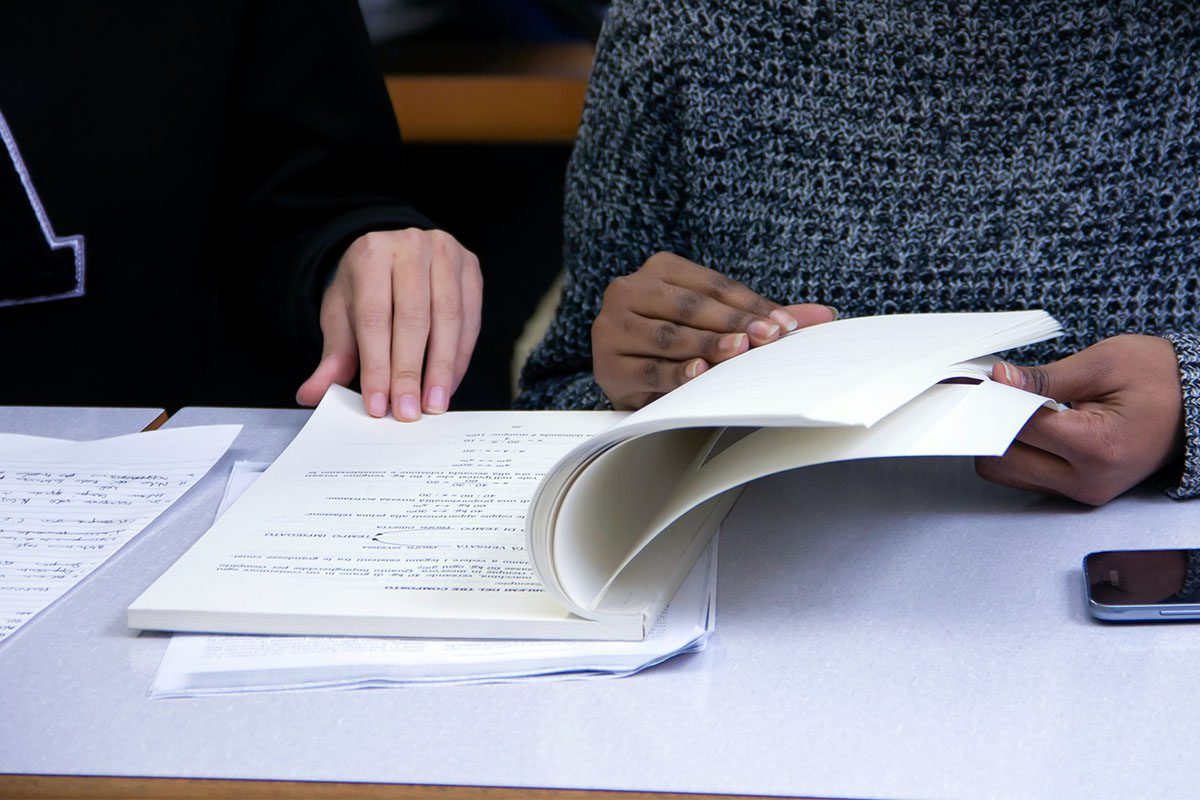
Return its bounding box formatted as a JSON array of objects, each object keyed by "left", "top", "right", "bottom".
[
  {"left": 992, "top": 354, "right": 1103, "bottom": 404},
  {"left": 296, "top": 310, "right": 359, "bottom": 407}
]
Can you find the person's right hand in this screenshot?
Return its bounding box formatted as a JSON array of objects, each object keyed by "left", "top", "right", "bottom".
[
  {"left": 296, "top": 228, "right": 482, "bottom": 421},
  {"left": 591, "top": 252, "right": 836, "bottom": 409}
]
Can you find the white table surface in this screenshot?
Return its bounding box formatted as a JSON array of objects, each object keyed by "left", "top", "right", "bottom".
[
  {"left": 0, "top": 405, "right": 163, "bottom": 439},
  {"left": 2, "top": 405, "right": 1198, "bottom": 800}
]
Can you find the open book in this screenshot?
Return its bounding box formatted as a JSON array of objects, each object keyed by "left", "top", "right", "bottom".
[{"left": 129, "top": 311, "right": 1060, "bottom": 641}]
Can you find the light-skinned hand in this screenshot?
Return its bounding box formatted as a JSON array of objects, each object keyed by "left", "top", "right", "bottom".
[
  {"left": 296, "top": 228, "right": 483, "bottom": 421},
  {"left": 976, "top": 334, "right": 1186, "bottom": 505},
  {"left": 591, "top": 251, "right": 836, "bottom": 409}
]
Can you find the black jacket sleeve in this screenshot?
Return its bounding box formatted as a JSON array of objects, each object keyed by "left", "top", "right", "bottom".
[{"left": 221, "top": 0, "right": 434, "bottom": 358}]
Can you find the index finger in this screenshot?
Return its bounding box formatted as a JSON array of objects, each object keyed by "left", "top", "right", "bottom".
[{"left": 1012, "top": 406, "right": 1094, "bottom": 462}]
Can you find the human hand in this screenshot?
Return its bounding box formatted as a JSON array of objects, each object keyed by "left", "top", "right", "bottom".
[
  {"left": 976, "top": 334, "right": 1186, "bottom": 505},
  {"left": 591, "top": 251, "right": 836, "bottom": 409},
  {"left": 296, "top": 229, "right": 482, "bottom": 421}
]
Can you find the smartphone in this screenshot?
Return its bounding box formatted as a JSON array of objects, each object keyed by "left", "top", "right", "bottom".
[{"left": 1084, "top": 548, "right": 1200, "bottom": 621}]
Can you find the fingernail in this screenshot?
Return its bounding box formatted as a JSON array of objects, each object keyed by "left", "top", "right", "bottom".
[
  {"left": 368, "top": 392, "right": 387, "bottom": 418},
  {"left": 1001, "top": 362, "right": 1026, "bottom": 389},
  {"left": 825, "top": 305, "right": 840, "bottom": 321},
  {"left": 426, "top": 386, "right": 448, "bottom": 414},
  {"left": 295, "top": 390, "right": 304, "bottom": 406},
  {"left": 685, "top": 359, "right": 709, "bottom": 379},
  {"left": 769, "top": 310, "right": 799, "bottom": 332},
  {"left": 748, "top": 320, "right": 781, "bottom": 340},
  {"left": 719, "top": 333, "right": 747, "bottom": 352},
  {"left": 398, "top": 394, "right": 421, "bottom": 421}
]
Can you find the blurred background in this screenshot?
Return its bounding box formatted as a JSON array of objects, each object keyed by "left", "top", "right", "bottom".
[{"left": 359, "top": 0, "right": 607, "bottom": 409}]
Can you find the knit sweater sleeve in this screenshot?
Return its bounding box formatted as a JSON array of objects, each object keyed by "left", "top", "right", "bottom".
[
  {"left": 1161, "top": 332, "right": 1200, "bottom": 499},
  {"left": 515, "top": 0, "right": 689, "bottom": 410}
]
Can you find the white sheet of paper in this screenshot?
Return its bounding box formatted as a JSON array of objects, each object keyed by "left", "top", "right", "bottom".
[
  {"left": 129, "top": 400, "right": 634, "bottom": 638},
  {"left": 0, "top": 426, "right": 240, "bottom": 643},
  {"left": 150, "top": 461, "right": 716, "bottom": 696},
  {"left": 615, "top": 310, "right": 1060, "bottom": 430}
]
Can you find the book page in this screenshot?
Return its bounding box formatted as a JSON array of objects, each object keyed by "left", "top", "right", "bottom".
[
  {"left": 129, "top": 387, "right": 635, "bottom": 639},
  {"left": 550, "top": 381, "right": 1048, "bottom": 616},
  {"left": 523, "top": 312, "right": 1059, "bottom": 617},
  {"left": 0, "top": 426, "right": 240, "bottom": 643},
  {"left": 612, "top": 311, "right": 1059, "bottom": 431}
]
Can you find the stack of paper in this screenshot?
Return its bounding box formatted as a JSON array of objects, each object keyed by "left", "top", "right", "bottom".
[{"left": 150, "top": 462, "right": 715, "bottom": 696}]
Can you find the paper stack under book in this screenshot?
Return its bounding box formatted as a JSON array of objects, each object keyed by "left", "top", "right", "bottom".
[{"left": 129, "top": 310, "right": 1060, "bottom": 641}]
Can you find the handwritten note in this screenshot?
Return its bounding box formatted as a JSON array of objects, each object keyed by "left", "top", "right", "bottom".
[{"left": 0, "top": 426, "right": 239, "bottom": 642}]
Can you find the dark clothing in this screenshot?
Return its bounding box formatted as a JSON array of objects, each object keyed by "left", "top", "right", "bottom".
[{"left": 0, "top": 0, "right": 431, "bottom": 408}]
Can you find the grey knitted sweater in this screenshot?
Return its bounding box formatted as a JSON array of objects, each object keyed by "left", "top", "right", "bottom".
[{"left": 517, "top": 0, "right": 1200, "bottom": 498}]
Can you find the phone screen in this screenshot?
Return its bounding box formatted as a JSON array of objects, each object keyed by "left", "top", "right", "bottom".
[{"left": 1085, "top": 548, "right": 1200, "bottom": 608}]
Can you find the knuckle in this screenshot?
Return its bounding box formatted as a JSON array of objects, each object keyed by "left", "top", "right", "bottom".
[
  {"left": 360, "top": 352, "right": 390, "bottom": 376},
  {"left": 654, "top": 323, "right": 678, "bottom": 351},
  {"left": 428, "top": 229, "right": 458, "bottom": 258},
  {"left": 390, "top": 370, "right": 422, "bottom": 389},
  {"left": 343, "top": 235, "right": 386, "bottom": 278},
  {"left": 748, "top": 298, "right": 774, "bottom": 317},
  {"left": 643, "top": 252, "right": 674, "bottom": 273},
  {"left": 726, "top": 311, "right": 751, "bottom": 331},
  {"left": 432, "top": 292, "right": 465, "bottom": 318},
  {"left": 433, "top": 304, "right": 464, "bottom": 322},
  {"left": 642, "top": 360, "right": 661, "bottom": 390},
  {"left": 675, "top": 290, "right": 702, "bottom": 320},
  {"left": 394, "top": 307, "right": 431, "bottom": 327},
  {"left": 358, "top": 230, "right": 388, "bottom": 257},
  {"left": 605, "top": 276, "right": 631, "bottom": 302},
  {"left": 394, "top": 228, "right": 430, "bottom": 258},
  {"left": 464, "top": 250, "right": 481, "bottom": 275},
  {"left": 700, "top": 332, "right": 722, "bottom": 357},
  {"left": 708, "top": 272, "right": 738, "bottom": 295},
  {"left": 355, "top": 307, "right": 391, "bottom": 331}
]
